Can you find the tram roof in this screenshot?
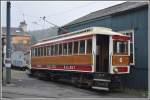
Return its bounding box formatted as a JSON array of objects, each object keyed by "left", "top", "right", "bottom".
[{"left": 32, "top": 27, "right": 125, "bottom": 47}]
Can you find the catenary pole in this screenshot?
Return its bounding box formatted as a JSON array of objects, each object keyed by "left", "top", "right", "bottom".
[
  {"left": 6, "top": 1, "right": 11, "bottom": 84},
  {"left": 148, "top": 0, "right": 150, "bottom": 99}
]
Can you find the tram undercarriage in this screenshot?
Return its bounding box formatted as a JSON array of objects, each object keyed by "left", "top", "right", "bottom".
[{"left": 29, "top": 68, "right": 121, "bottom": 91}]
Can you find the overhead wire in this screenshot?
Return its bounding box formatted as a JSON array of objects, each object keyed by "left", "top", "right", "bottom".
[
  {"left": 11, "top": 1, "right": 97, "bottom": 30},
  {"left": 46, "top": 1, "right": 96, "bottom": 18}
]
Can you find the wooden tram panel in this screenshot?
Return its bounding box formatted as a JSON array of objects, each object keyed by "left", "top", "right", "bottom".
[
  {"left": 112, "top": 55, "right": 129, "bottom": 66},
  {"left": 32, "top": 54, "right": 92, "bottom": 65}
]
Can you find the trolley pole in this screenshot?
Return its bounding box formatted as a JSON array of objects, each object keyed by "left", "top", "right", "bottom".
[{"left": 6, "top": 1, "right": 11, "bottom": 84}]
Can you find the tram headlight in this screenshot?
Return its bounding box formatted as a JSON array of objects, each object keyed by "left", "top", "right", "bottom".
[{"left": 113, "top": 67, "right": 118, "bottom": 73}]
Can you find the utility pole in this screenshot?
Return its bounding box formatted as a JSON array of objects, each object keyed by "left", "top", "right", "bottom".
[
  {"left": 148, "top": 0, "right": 150, "bottom": 98},
  {"left": 5, "top": 1, "right": 11, "bottom": 84}
]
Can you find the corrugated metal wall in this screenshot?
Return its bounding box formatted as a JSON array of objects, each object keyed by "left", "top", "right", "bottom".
[{"left": 64, "top": 7, "right": 148, "bottom": 89}]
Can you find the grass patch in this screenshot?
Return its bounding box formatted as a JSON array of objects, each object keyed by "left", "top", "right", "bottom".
[{"left": 120, "top": 87, "right": 148, "bottom": 97}]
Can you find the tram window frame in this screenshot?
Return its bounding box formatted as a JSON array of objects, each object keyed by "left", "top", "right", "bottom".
[
  {"left": 47, "top": 46, "right": 51, "bottom": 56},
  {"left": 55, "top": 44, "right": 59, "bottom": 55},
  {"left": 59, "top": 44, "right": 62, "bottom": 55},
  {"left": 86, "top": 39, "right": 92, "bottom": 54},
  {"left": 113, "top": 41, "right": 128, "bottom": 55},
  {"left": 35, "top": 48, "right": 37, "bottom": 56},
  {"left": 79, "top": 40, "right": 85, "bottom": 54},
  {"left": 51, "top": 45, "right": 55, "bottom": 56},
  {"left": 44, "top": 46, "right": 47, "bottom": 56},
  {"left": 118, "top": 29, "right": 135, "bottom": 65},
  {"left": 68, "top": 42, "right": 72, "bottom": 55},
  {"left": 46, "top": 46, "right": 48, "bottom": 56},
  {"left": 38, "top": 47, "right": 40, "bottom": 56},
  {"left": 63, "top": 43, "right": 68, "bottom": 55},
  {"left": 41, "top": 47, "right": 44, "bottom": 56},
  {"left": 73, "top": 41, "right": 79, "bottom": 54},
  {"left": 33, "top": 48, "right": 35, "bottom": 56}
]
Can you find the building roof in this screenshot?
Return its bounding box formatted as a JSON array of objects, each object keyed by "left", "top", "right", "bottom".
[
  {"left": 1, "top": 27, "right": 30, "bottom": 37},
  {"left": 63, "top": 2, "right": 148, "bottom": 27},
  {"left": 1, "top": 27, "right": 21, "bottom": 35}
]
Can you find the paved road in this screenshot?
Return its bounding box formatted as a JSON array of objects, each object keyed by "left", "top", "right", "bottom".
[{"left": 2, "top": 69, "right": 147, "bottom": 99}]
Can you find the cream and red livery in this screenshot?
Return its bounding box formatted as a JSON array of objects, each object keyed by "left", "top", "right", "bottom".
[{"left": 30, "top": 27, "right": 130, "bottom": 91}]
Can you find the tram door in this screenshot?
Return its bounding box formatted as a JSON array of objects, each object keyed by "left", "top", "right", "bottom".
[{"left": 96, "top": 35, "right": 109, "bottom": 72}]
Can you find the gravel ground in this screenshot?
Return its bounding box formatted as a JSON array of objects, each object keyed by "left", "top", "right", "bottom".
[{"left": 2, "top": 69, "right": 148, "bottom": 99}]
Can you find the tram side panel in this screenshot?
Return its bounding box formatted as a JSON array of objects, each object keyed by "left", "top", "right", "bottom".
[{"left": 31, "top": 54, "right": 93, "bottom": 72}]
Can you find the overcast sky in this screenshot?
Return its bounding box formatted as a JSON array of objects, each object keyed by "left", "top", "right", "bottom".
[{"left": 1, "top": 1, "right": 125, "bottom": 31}]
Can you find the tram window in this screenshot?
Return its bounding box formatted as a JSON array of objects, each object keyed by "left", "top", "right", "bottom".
[
  {"left": 41, "top": 47, "right": 43, "bottom": 56},
  {"left": 35, "top": 48, "right": 37, "bottom": 56},
  {"left": 38, "top": 48, "right": 40, "bottom": 56},
  {"left": 47, "top": 46, "right": 51, "bottom": 56},
  {"left": 59, "top": 44, "right": 62, "bottom": 55},
  {"left": 63, "top": 43, "right": 68, "bottom": 55},
  {"left": 32, "top": 48, "right": 33, "bottom": 56},
  {"left": 79, "top": 40, "right": 85, "bottom": 54},
  {"left": 46, "top": 46, "right": 48, "bottom": 56},
  {"left": 68, "top": 42, "right": 72, "bottom": 55},
  {"left": 74, "top": 41, "right": 78, "bottom": 54},
  {"left": 87, "top": 39, "right": 92, "bottom": 54},
  {"left": 113, "top": 41, "right": 128, "bottom": 54},
  {"left": 44, "top": 46, "right": 47, "bottom": 56},
  {"left": 32, "top": 48, "right": 35, "bottom": 56},
  {"left": 33, "top": 48, "right": 35, "bottom": 56},
  {"left": 51, "top": 45, "right": 55, "bottom": 56},
  {"left": 55, "top": 44, "right": 58, "bottom": 55}
]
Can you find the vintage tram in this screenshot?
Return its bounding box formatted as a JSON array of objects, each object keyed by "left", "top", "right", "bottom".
[{"left": 30, "top": 27, "right": 130, "bottom": 91}]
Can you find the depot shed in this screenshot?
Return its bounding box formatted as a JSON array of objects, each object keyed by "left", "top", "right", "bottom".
[{"left": 59, "top": 2, "right": 148, "bottom": 90}]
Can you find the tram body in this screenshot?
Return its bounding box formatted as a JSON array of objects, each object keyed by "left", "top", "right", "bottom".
[{"left": 30, "top": 27, "right": 130, "bottom": 90}]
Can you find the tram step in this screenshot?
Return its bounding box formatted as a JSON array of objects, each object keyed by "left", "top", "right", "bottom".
[
  {"left": 93, "top": 78, "right": 111, "bottom": 82},
  {"left": 92, "top": 86, "right": 109, "bottom": 91},
  {"left": 94, "top": 72, "right": 111, "bottom": 80}
]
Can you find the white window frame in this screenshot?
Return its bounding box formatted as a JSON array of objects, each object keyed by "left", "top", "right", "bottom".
[
  {"left": 48, "top": 46, "right": 51, "bottom": 56},
  {"left": 68, "top": 42, "right": 73, "bottom": 55},
  {"left": 32, "top": 48, "right": 34, "bottom": 56},
  {"left": 39, "top": 47, "right": 41, "bottom": 56},
  {"left": 72, "top": 42, "right": 74, "bottom": 55},
  {"left": 85, "top": 40, "right": 87, "bottom": 54},
  {"left": 63, "top": 43, "right": 68, "bottom": 55},
  {"left": 45, "top": 46, "right": 47, "bottom": 56},
  {"left": 41, "top": 47, "right": 43, "bottom": 56},
  {"left": 61, "top": 44, "right": 63, "bottom": 55},
  {"left": 66, "top": 43, "right": 68, "bottom": 55},
  {"left": 58, "top": 44, "right": 62, "bottom": 55},
  {"left": 118, "top": 29, "right": 135, "bottom": 65},
  {"left": 44, "top": 46, "right": 46, "bottom": 56},
  {"left": 57, "top": 44, "right": 59, "bottom": 56},
  {"left": 78, "top": 41, "right": 80, "bottom": 54},
  {"left": 53, "top": 45, "right": 55, "bottom": 56},
  {"left": 79, "top": 40, "right": 85, "bottom": 54},
  {"left": 51, "top": 45, "right": 54, "bottom": 56},
  {"left": 55, "top": 44, "right": 59, "bottom": 55},
  {"left": 73, "top": 41, "right": 79, "bottom": 55}
]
